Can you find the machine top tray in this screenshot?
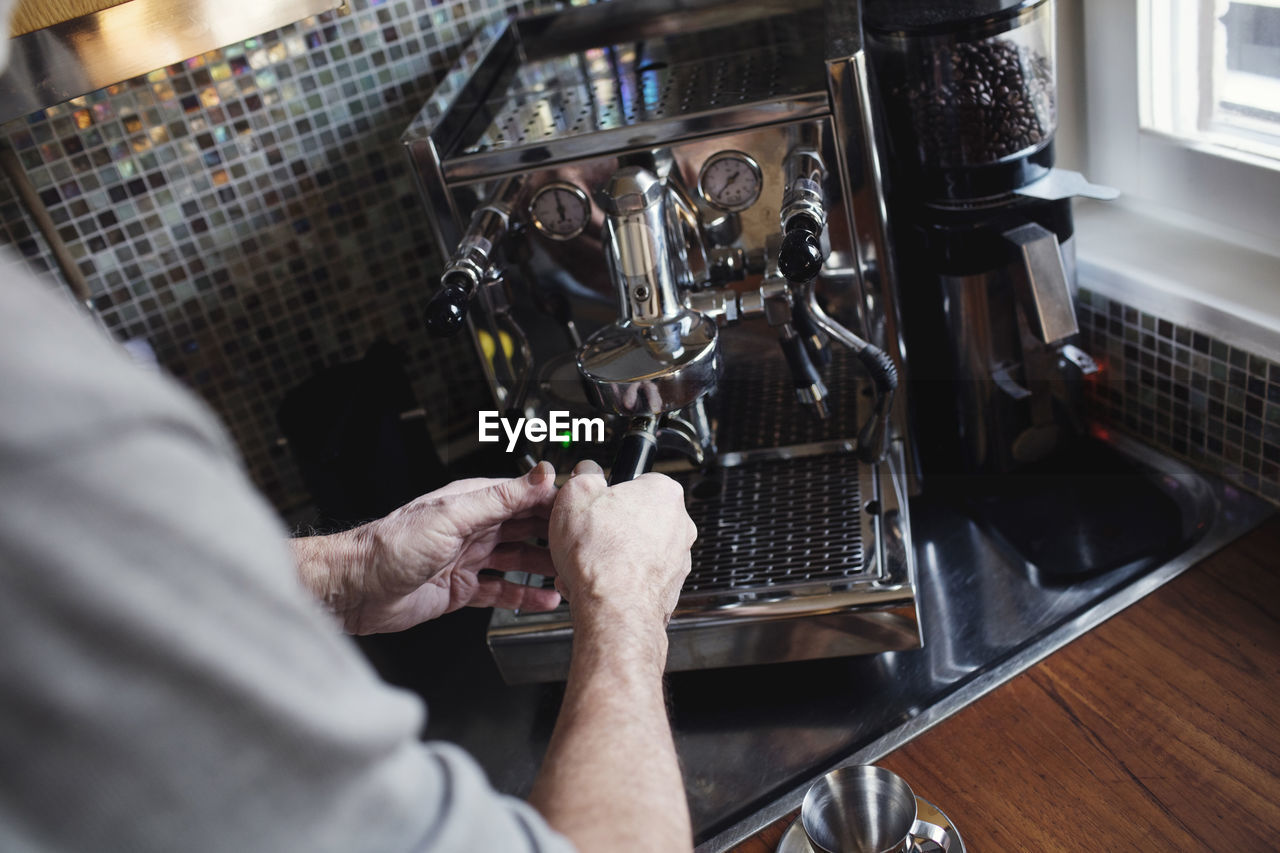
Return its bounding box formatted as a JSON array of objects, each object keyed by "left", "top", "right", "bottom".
[
  {"left": 404, "top": 8, "right": 834, "bottom": 180},
  {"left": 458, "top": 15, "right": 824, "bottom": 157}
]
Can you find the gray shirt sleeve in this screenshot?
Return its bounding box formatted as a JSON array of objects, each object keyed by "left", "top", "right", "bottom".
[{"left": 0, "top": 263, "right": 575, "bottom": 853}]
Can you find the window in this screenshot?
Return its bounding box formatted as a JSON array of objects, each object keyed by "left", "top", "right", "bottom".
[
  {"left": 1142, "top": 0, "right": 1280, "bottom": 167},
  {"left": 1081, "top": 0, "right": 1280, "bottom": 256}
]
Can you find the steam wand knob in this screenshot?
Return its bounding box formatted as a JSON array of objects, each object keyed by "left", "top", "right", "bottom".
[
  {"left": 777, "top": 145, "right": 828, "bottom": 284},
  {"left": 777, "top": 215, "right": 825, "bottom": 284},
  {"left": 424, "top": 180, "right": 521, "bottom": 338},
  {"left": 425, "top": 269, "right": 477, "bottom": 337}
]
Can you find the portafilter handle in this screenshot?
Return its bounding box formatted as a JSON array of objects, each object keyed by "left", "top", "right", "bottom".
[{"left": 608, "top": 416, "right": 659, "bottom": 485}]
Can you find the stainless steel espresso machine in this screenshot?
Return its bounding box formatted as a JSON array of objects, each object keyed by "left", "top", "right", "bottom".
[
  {"left": 863, "top": 0, "right": 1116, "bottom": 475},
  {"left": 403, "top": 0, "right": 919, "bottom": 682}
]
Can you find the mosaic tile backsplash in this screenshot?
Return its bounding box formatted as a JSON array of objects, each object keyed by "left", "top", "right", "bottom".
[
  {"left": 1077, "top": 289, "right": 1280, "bottom": 505},
  {"left": 0, "top": 0, "right": 552, "bottom": 511}
]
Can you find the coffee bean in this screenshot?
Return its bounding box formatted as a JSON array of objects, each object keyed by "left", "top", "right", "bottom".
[{"left": 883, "top": 38, "right": 1055, "bottom": 168}]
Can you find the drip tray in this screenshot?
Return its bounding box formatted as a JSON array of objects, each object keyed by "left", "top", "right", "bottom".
[{"left": 487, "top": 445, "right": 919, "bottom": 684}]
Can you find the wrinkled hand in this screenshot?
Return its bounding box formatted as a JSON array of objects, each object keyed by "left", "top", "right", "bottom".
[
  {"left": 295, "top": 462, "right": 561, "bottom": 634},
  {"left": 549, "top": 460, "right": 695, "bottom": 631}
]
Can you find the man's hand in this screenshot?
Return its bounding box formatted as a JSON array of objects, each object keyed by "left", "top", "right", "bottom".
[
  {"left": 530, "top": 459, "right": 697, "bottom": 852},
  {"left": 292, "top": 462, "right": 561, "bottom": 634},
  {"left": 549, "top": 459, "right": 696, "bottom": 633}
]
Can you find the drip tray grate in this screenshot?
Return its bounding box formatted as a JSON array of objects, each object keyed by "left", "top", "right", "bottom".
[{"left": 678, "top": 453, "right": 867, "bottom": 596}]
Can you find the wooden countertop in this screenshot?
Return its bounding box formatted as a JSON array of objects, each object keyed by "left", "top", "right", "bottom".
[{"left": 730, "top": 515, "right": 1280, "bottom": 851}]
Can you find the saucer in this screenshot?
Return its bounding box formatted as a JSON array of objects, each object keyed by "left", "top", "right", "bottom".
[{"left": 776, "top": 796, "right": 965, "bottom": 852}]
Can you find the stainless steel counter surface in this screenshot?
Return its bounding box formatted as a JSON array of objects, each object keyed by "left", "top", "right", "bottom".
[{"left": 354, "top": 434, "right": 1273, "bottom": 852}]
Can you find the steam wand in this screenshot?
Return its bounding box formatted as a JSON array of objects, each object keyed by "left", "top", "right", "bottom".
[
  {"left": 772, "top": 147, "right": 898, "bottom": 464},
  {"left": 798, "top": 283, "right": 899, "bottom": 466}
]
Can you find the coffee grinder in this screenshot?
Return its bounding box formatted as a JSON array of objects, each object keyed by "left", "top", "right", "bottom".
[{"left": 863, "top": 0, "right": 1116, "bottom": 475}]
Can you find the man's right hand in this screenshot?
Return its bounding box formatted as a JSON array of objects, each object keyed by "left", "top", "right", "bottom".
[
  {"left": 548, "top": 460, "right": 695, "bottom": 629},
  {"left": 533, "top": 459, "right": 698, "bottom": 852}
]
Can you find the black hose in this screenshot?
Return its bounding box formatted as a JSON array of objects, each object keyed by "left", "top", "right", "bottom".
[{"left": 854, "top": 345, "right": 898, "bottom": 465}]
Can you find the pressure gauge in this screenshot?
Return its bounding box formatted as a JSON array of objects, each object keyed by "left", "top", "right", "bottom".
[
  {"left": 697, "top": 151, "right": 763, "bottom": 213},
  {"left": 529, "top": 182, "right": 591, "bottom": 240}
]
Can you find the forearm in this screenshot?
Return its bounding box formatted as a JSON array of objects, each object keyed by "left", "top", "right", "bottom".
[
  {"left": 529, "top": 607, "right": 692, "bottom": 852},
  {"left": 288, "top": 529, "right": 370, "bottom": 629}
]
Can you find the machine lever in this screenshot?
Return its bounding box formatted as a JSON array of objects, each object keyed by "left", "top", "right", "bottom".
[
  {"left": 1003, "top": 222, "right": 1078, "bottom": 345},
  {"left": 778, "top": 216, "right": 825, "bottom": 284}
]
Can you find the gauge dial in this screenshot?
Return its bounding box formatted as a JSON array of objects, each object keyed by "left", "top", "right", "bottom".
[
  {"left": 529, "top": 182, "right": 591, "bottom": 240},
  {"left": 697, "top": 151, "right": 763, "bottom": 213}
]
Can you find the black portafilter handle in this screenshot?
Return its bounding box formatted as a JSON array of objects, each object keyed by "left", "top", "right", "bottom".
[
  {"left": 424, "top": 270, "right": 475, "bottom": 338},
  {"left": 608, "top": 417, "right": 659, "bottom": 485}
]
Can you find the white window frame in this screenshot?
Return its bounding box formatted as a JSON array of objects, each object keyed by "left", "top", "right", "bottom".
[{"left": 1081, "top": 0, "right": 1280, "bottom": 256}]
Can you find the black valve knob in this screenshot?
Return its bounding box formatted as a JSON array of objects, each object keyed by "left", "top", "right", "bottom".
[
  {"left": 424, "top": 272, "right": 475, "bottom": 338},
  {"left": 778, "top": 216, "right": 824, "bottom": 283}
]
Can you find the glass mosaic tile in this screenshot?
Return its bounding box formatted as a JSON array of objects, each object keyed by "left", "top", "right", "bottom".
[
  {"left": 0, "top": 0, "right": 544, "bottom": 511},
  {"left": 1078, "top": 288, "right": 1280, "bottom": 506}
]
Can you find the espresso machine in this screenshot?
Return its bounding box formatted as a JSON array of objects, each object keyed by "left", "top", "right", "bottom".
[
  {"left": 863, "top": 0, "right": 1116, "bottom": 475},
  {"left": 403, "top": 0, "right": 921, "bottom": 682}
]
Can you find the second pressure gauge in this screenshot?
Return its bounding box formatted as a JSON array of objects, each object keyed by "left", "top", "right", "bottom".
[
  {"left": 698, "top": 151, "right": 763, "bottom": 213},
  {"left": 529, "top": 182, "right": 591, "bottom": 240}
]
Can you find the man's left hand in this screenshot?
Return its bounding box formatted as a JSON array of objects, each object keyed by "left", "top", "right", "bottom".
[{"left": 292, "top": 462, "right": 561, "bottom": 634}]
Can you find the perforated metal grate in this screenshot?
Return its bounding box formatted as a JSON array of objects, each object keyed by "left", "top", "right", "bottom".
[
  {"left": 713, "top": 349, "right": 865, "bottom": 452},
  {"left": 679, "top": 452, "right": 867, "bottom": 595},
  {"left": 462, "top": 17, "right": 820, "bottom": 153}
]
